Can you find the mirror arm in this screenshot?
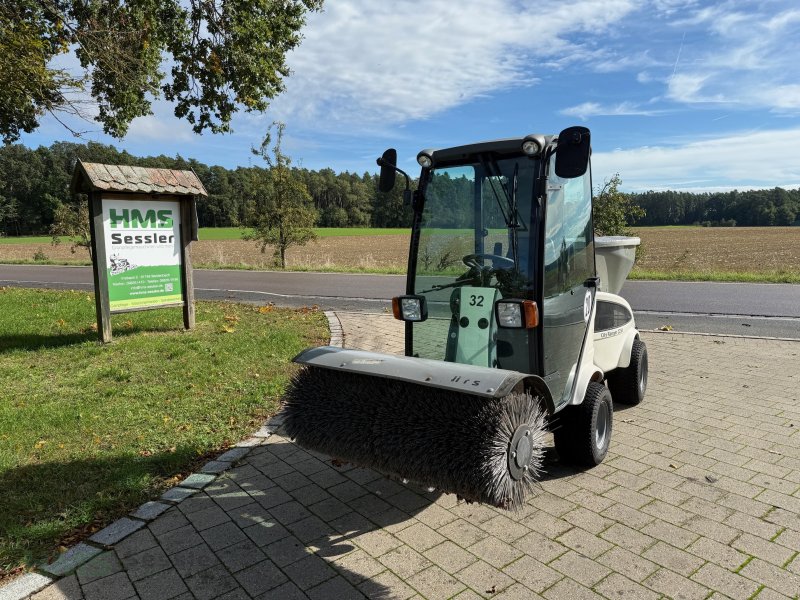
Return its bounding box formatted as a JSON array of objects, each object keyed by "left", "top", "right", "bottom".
[{"left": 376, "top": 157, "right": 412, "bottom": 191}]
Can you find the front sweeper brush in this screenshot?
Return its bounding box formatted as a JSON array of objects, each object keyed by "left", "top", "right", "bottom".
[
  {"left": 283, "top": 358, "right": 548, "bottom": 509},
  {"left": 281, "top": 127, "right": 648, "bottom": 509}
]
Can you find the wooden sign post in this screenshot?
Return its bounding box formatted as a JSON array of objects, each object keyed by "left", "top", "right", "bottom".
[{"left": 71, "top": 162, "right": 207, "bottom": 343}]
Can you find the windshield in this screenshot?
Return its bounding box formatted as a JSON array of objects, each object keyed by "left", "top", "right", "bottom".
[{"left": 410, "top": 155, "right": 538, "bottom": 361}]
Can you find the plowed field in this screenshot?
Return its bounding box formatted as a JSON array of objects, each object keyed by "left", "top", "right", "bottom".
[
  {"left": 2, "top": 227, "right": 800, "bottom": 278},
  {"left": 0, "top": 236, "right": 411, "bottom": 272},
  {"left": 631, "top": 226, "right": 800, "bottom": 274}
]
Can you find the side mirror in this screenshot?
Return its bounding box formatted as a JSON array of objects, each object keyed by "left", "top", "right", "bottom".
[
  {"left": 377, "top": 148, "right": 397, "bottom": 192},
  {"left": 555, "top": 126, "right": 590, "bottom": 179}
]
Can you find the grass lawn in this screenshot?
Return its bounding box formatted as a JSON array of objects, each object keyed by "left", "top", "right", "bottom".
[{"left": 0, "top": 287, "right": 327, "bottom": 577}]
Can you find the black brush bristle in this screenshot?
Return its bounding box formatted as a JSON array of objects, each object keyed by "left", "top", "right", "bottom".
[{"left": 281, "top": 366, "right": 547, "bottom": 510}]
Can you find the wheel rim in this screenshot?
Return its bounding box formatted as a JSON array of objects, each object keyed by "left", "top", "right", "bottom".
[{"left": 595, "top": 400, "right": 610, "bottom": 451}]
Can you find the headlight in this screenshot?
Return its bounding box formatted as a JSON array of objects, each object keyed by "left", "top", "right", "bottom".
[
  {"left": 495, "top": 300, "right": 539, "bottom": 329},
  {"left": 392, "top": 295, "right": 427, "bottom": 322},
  {"left": 417, "top": 152, "right": 433, "bottom": 168},
  {"left": 522, "top": 140, "right": 540, "bottom": 155},
  {"left": 522, "top": 134, "right": 545, "bottom": 156}
]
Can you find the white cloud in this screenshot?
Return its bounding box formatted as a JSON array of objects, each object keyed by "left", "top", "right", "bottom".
[
  {"left": 267, "top": 0, "right": 637, "bottom": 131},
  {"left": 593, "top": 51, "right": 666, "bottom": 74},
  {"left": 560, "top": 101, "right": 664, "bottom": 120},
  {"left": 661, "top": 3, "right": 800, "bottom": 111},
  {"left": 124, "top": 101, "right": 195, "bottom": 143},
  {"left": 592, "top": 127, "right": 800, "bottom": 192}
]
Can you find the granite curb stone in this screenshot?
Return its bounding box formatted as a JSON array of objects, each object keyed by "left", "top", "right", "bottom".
[
  {"left": 160, "top": 486, "right": 198, "bottom": 503},
  {"left": 0, "top": 574, "right": 52, "bottom": 600},
  {"left": 179, "top": 473, "right": 217, "bottom": 490},
  {"left": 130, "top": 501, "right": 172, "bottom": 521},
  {"left": 89, "top": 517, "right": 146, "bottom": 548},
  {"left": 38, "top": 543, "right": 102, "bottom": 578}
]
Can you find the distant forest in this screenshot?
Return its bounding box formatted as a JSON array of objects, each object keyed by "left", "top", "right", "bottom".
[
  {"left": 634, "top": 188, "right": 800, "bottom": 227},
  {"left": 0, "top": 141, "right": 411, "bottom": 237},
  {"left": 1, "top": 141, "right": 798, "bottom": 236}
]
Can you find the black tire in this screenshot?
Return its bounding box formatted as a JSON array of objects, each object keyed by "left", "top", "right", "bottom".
[
  {"left": 607, "top": 338, "right": 648, "bottom": 406},
  {"left": 553, "top": 381, "right": 613, "bottom": 466}
]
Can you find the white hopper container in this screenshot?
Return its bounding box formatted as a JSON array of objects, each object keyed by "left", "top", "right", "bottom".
[{"left": 594, "top": 236, "right": 640, "bottom": 294}]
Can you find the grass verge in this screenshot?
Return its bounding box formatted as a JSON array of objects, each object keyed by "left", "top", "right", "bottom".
[
  {"left": 629, "top": 269, "right": 800, "bottom": 284},
  {"left": 0, "top": 287, "right": 327, "bottom": 577}
]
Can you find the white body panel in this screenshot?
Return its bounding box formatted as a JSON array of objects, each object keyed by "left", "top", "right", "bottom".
[{"left": 593, "top": 292, "right": 639, "bottom": 372}]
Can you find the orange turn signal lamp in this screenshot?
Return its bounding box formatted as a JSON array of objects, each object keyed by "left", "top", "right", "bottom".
[
  {"left": 392, "top": 295, "right": 427, "bottom": 322},
  {"left": 495, "top": 300, "right": 539, "bottom": 329}
]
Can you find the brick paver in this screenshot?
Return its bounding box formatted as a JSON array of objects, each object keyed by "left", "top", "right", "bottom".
[{"left": 13, "top": 311, "right": 800, "bottom": 599}]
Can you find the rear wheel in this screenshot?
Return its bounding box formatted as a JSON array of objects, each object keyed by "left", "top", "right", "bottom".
[
  {"left": 553, "top": 382, "right": 613, "bottom": 466},
  {"left": 607, "top": 339, "right": 648, "bottom": 406}
]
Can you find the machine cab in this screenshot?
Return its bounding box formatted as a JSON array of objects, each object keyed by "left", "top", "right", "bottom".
[{"left": 385, "top": 127, "right": 595, "bottom": 410}]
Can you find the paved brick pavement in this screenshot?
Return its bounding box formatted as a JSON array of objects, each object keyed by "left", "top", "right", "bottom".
[{"left": 8, "top": 312, "right": 800, "bottom": 600}]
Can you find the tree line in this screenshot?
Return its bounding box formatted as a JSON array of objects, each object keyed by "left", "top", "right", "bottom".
[
  {"left": 630, "top": 188, "right": 800, "bottom": 227},
  {"left": 0, "top": 141, "right": 412, "bottom": 237},
  {"left": 2, "top": 141, "right": 799, "bottom": 237}
]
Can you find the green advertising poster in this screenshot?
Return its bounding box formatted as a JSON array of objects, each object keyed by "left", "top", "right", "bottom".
[{"left": 102, "top": 198, "right": 183, "bottom": 310}]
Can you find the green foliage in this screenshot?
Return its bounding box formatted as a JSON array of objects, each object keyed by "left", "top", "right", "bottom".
[
  {"left": 244, "top": 122, "right": 317, "bottom": 268},
  {"left": 0, "top": 0, "right": 322, "bottom": 142},
  {"left": 50, "top": 197, "right": 92, "bottom": 258},
  {"left": 593, "top": 174, "right": 645, "bottom": 237}
]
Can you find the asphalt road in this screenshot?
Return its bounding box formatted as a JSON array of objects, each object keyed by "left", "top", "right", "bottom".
[{"left": 2, "top": 264, "right": 800, "bottom": 338}]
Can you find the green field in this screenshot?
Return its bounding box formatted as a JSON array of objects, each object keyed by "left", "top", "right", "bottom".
[
  {"left": 0, "top": 288, "right": 327, "bottom": 576},
  {"left": 0, "top": 235, "right": 60, "bottom": 245}
]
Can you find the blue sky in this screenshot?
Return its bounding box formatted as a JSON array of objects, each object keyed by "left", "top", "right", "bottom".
[{"left": 21, "top": 0, "right": 800, "bottom": 192}]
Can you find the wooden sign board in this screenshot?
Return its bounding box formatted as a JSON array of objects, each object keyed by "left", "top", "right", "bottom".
[
  {"left": 89, "top": 192, "right": 196, "bottom": 343},
  {"left": 71, "top": 162, "right": 205, "bottom": 343}
]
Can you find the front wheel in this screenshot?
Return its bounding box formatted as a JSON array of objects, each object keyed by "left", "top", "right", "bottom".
[
  {"left": 553, "top": 382, "right": 613, "bottom": 466},
  {"left": 607, "top": 338, "right": 648, "bottom": 406}
]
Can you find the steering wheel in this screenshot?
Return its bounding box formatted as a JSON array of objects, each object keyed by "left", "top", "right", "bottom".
[{"left": 462, "top": 253, "right": 515, "bottom": 270}]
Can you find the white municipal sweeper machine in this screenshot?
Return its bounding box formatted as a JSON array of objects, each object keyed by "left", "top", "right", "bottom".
[{"left": 283, "top": 127, "right": 647, "bottom": 510}]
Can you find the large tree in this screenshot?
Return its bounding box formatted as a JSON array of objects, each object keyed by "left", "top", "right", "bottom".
[
  {"left": 0, "top": 0, "right": 322, "bottom": 143},
  {"left": 245, "top": 122, "right": 317, "bottom": 268}
]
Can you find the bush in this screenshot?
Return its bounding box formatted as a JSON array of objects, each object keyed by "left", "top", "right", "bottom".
[{"left": 593, "top": 174, "right": 645, "bottom": 237}]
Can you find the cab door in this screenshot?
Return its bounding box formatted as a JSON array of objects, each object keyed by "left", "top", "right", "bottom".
[{"left": 541, "top": 157, "right": 595, "bottom": 408}]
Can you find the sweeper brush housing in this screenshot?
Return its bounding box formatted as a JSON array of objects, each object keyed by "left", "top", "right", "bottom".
[{"left": 281, "top": 366, "right": 548, "bottom": 510}]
